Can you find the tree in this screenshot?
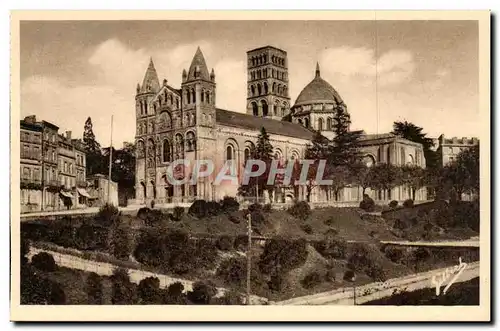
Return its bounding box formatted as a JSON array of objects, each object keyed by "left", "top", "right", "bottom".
[
  {"left": 111, "top": 268, "right": 136, "bottom": 304},
  {"left": 368, "top": 163, "right": 402, "bottom": 200},
  {"left": 391, "top": 121, "right": 438, "bottom": 168},
  {"left": 441, "top": 145, "right": 479, "bottom": 200},
  {"left": 86, "top": 272, "right": 104, "bottom": 304},
  {"left": 328, "top": 165, "right": 351, "bottom": 201},
  {"left": 329, "top": 106, "right": 362, "bottom": 166},
  {"left": 83, "top": 117, "right": 104, "bottom": 175},
  {"left": 351, "top": 163, "right": 376, "bottom": 196},
  {"left": 239, "top": 127, "right": 274, "bottom": 200},
  {"left": 110, "top": 223, "right": 132, "bottom": 260},
  {"left": 103, "top": 143, "right": 136, "bottom": 204},
  {"left": 401, "top": 165, "right": 426, "bottom": 200}
]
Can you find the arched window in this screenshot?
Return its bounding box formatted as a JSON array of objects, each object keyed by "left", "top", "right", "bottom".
[
  {"left": 274, "top": 102, "right": 280, "bottom": 116},
  {"left": 283, "top": 85, "right": 287, "bottom": 96},
  {"left": 318, "top": 118, "right": 324, "bottom": 131},
  {"left": 261, "top": 100, "right": 269, "bottom": 117},
  {"left": 162, "top": 140, "right": 171, "bottom": 162},
  {"left": 257, "top": 83, "right": 262, "bottom": 95},
  {"left": 298, "top": 119, "right": 303, "bottom": 125},
  {"left": 153, "top": 103, "right": 157, "bottom": 112},
  {"left": 387, "top": 146, "right": 392, "bottom": 164},
  {"left": 272, "top": 82, "right": 276, "bottom": 93},
  {"left": 408, "top": 154, "right": 414, "bottom": 165},
  {"left": 206, "top": 91, "right": 210, "bottom": 104},
  {"left": 304, "top": 118, "right": 309, "bottom": 128},
  {"left": 169, "top": 94, "right": 173, "bottom": 105},
  {"left": 274, "top": 149, "right": 283, "bottom": 160},
  {"left": 185, "top": 131, "right": 196, "bottom": 152},
  {"left": 400, "top": 147, "right": 405, "bottom": 165},
  {"left": 244, "top": 148, "right": 251, "bottom": 162},
  {"left": 175, "top": 133, "right": 184, "bottom": 153},
  {"left": 377, "top": 147, "right": 382, "bottom": 162},
  {"left": 278, "top": 85, "right": 282, "bottom": 95},
  {"left": 226, "top": 145, "right": 235, "bottom": 161},
  {"left": 264, "top": 82, "right": 269, "bottom": 94},
  {"left": 327, "top": 117, "right": 333, "bottom": 130},
  {"left": 201, "top": 90, "right": 205, "bottom": 102},
  {"left": 191, "top": 89, "right": 196, "bottom": 103},
  {"left": 272, "top": 69, "right": 275, "bottom": 78},
  {"left": 144, "top": 101, "right": 148, "bottom": 113},
  {"left": 176, "top": 98, "right": 179, "bottom": 109},
  {"left": 251, "top": 85, "right": 255, "bottom": 96},
  {"left": 141, "top": 181, "right": 147, "bottom": 198},
  {"left": 252, "top": 102, "right": 258, "bottom": 116},
  {"left": 186, "top": 90, "right": 191, "bottom": 104}
]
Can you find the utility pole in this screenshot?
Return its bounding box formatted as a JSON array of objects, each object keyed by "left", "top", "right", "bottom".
[
  {"left": 246, "top": 212, "right": 252, "bottom": 305},
  {"left": 108, "top": 115, "right": 113, "bottom": 205}
]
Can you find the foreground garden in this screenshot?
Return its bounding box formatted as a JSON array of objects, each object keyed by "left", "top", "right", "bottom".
[{"left": 20, "top": 197, "right": 479, "bottom": 305}]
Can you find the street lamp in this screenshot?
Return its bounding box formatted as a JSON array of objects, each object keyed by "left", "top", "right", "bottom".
[{"left": 344, "top": 270, "right": 357, "bottom": 305}]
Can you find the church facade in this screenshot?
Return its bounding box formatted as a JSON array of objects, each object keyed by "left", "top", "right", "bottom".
[{"left": 132, "top": 45, "right": 427, "bottom": 206}]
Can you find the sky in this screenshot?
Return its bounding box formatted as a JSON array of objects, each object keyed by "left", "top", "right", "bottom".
[{"left": 20, "top": 20, "right": 479, "bottom": 147}]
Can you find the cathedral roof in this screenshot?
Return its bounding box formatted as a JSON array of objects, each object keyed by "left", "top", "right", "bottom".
[
  {"left": 216, "top": 108, "right": 315, "bottom": 141},
  {"left": 141, "top": 58, "right": 160, "bottom": 93},
  {"left": 187, "top": 47, "right": 211, "bottom": 81},
  {"left": 294, "top": 63, "right": 344, "bottom": 107}
]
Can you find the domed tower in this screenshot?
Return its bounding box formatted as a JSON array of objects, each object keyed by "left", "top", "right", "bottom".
[
  {"left": 291, "top": 62, "right": 347, "bottom": 140},
  {"left": 246, "top": 46, "right": 290, "bottom": 120}
]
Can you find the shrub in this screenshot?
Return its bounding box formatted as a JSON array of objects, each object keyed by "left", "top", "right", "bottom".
[
  {"left": 217, "top": 258, "right": 246, "bottom": 284},
  {"left": 216, "top": 235, "right": 234, "bottom": 251},
  {"left": 324, "top": 217, "right": 335, "bottom": 227},
  {"left": 325, "top": 269, "right": 336, "bottom": 282},
  {"left": 347, "top": 243, "right": 373, "bottom": 272},
  {"left": 366, "top": 264, "right": 387, "bottom": 282},
  {"left": 49, "top": 281, "right": 66, "bottom": 304},
  {"left": 389, "top": 200, "right": 399, "bottom": 209},
  {"left": 382, "top": 245, "right": 405, "bottom": 264},
  {"left": 171, "top": 207, "right": 184, "bottom": 222},
  {"left": 248, "top": 203, "right": 262, "bottom": 213},
  {"left": 111, "top": 268, "right": 136, "bottom": 304},
  {"left": 206, "top": 201, "right": 222, "bottom": 216},
  {"left": 288, "top": 201, "right": 311, "bottom": 220},
  {"left": 76, "top": 224, "right": 108, "bottom": 250},
  {"left": 301, "top": 224, "right": 313, "bottom": 234},
  {"left": 403, "top": 199, "right": 414, "bottom": 208},
  {"left": 110, "top": 224, "right": 132, "bottom": 260},
  {"left": 137, "top": 207, "right": 151, "bottom": 221},
  {"left": 166, "top": 282, "right": 185, "bottom": 297},
  {"left": 189, "top": 200, "right": 208, "bottom": 218},
  {"left": 259, "top": 238, "right": 308, "bottom": 274},
  {"left": 228, "top": 212, "right": 242, "bottom": 224},
  {"left": 263, "top": 203, "right": 273, "bottom": 213},
  {"left": 138, "top": 277, "right": 161, "bottom": 304},
  {"left": 301, "top": 271, "right": 323, "bottom": 289},
  {"left": 221, "top": 196, "right": 240, "bottom": 213},
  {"left": 97, "top": 203, "right": 120, "bottom": 226},
  {"left": 146, "top": 209, "right": 165, "bottom": 226},
  {"left": 163, "top": 282, "right": 187, "bottom": 305},
  {"left": 314, "top": 238, "right": 347, "bottom": 259},
  {"left": 343, "top": 270, "right": 356, "bottom": 282},
  {"left": 234, "top": 235, "right": 249, "bottom": 251},
  {"left": 187, "top": 281, "right": 217, "bottom": 305},
  {"left": 324, "top": 228, "right": 339, "bottom": 239},
  {"left": 31, "top": 252, "right": 56, "bottom": 272},
  {"left": 250, "top": 210, "right": 266, "bottom": 227},
  {"left": 86, "top": 272, "right": 103, "bottom": 304},
  {"left": 268, "top": 274, "right": 285, "bottom": 292},
  {"left": 359, "top": 194, "right": 375, "bottom": 212}
]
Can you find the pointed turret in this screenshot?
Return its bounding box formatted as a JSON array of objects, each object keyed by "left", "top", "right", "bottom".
[
  {"left": 315, "top": 62, "right": 321, "bottom": 78},
  {"left": 210, "top": 68, "right": 215, "bottom": 81},
  {"left": 187, "top": 47, "right": 210, "bottom": 81},
  {"left": 136, "top": 83, "right": 140, "bottom": 94},
  {"left": 140, "top": 57, "right": 160, "bottom": 93},
  {"left": 182, "top": 69, "right": 187, "bottom": 82}
]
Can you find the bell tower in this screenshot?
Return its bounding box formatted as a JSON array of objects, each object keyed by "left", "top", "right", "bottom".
[{"left": 246, "top": 46, "right": 291, "bottom": 120}]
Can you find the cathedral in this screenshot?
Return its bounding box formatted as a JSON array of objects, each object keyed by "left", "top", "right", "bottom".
[{"left": 132, "top": 45, "right": 427, "bottom": 206}]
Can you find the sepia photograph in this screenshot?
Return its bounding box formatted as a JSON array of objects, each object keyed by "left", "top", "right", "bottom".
[{"left": 10, "top": 10, "right": 490, "bottom": 322}]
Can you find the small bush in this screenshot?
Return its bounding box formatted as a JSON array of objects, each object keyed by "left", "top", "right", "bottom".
[
  {"left": 248, "top": 203, "right": 262, "bottom": 213},
  {"left": 325, "top": 269, "right": 336, "bottom": 282},
  {"left": 382, "top": 245, "right": 405, "bottom": 263},
  {"left": 98, "top": 203, "right": 120, "bottom": 226},
  {"left": 217, "top": 258, "right": 246, "bottom": 284},
  {"left": 259, "top": 238, "right": 308, "bottom": 274},
  {"left": 216, "top": 236, "right": 234, "bottom": 251},
  {"left": 314, "top": 238, "right": 347, "bottom": 259},
  {"left": 138, "top": 276, "right": 161, "bottom": 304},
  {"left": 166, "top": 282, "right": 185, "bottom": 297},
  {"left": 228, "top": 212, "right": 242, "bottom": 224},
  {"left": 288, "top": 201, "right": 311, "bottom": 220},
  {"left": 86, "top": 272, "right": 103, "bottom": 304},
  {"left": 31, "top": 252, "right": 56, "bottom": 272},
  {"left": 187, "top": 281, "right": 217, "bottom": 305},
  {"left": 301, "top": 271, "right": 323, "bottom": 289},
  {"left": 324, "top": 228, "right": 339, "bottom": 239},
  {"left": 221, "top": 196, "right": 240, "bottom": 213},
  {"left": 343, "top": 270, "right": 356, "bottom": 282},
  {"left": 188, "top": 200, "right": 208, "bottom": 218},
  {"left": 110, "top": 224, "right": 132, "bottom": 260},
  {"left": 234, "top": 235, "right": 249, "bottom": 251},
  {"left": 324, "top": 217, "right": 335, "bottom": 227},
  {"left": 301, "top": 224, "right": 313, "bottom": 234},
  {"left": 389, "top": 200, "right": 399, "bottom": 209},
  {"left": 268, "top": 274, "right": 285, "bottom": 292},
  {"left": 163, "top": 282, "right": 187, "bottom": 305},
  {"left": 49, "top": 281, "right": 66, "bottom": 304},
  {"left": 250, "top": 210, "right": 266, "bottom": 226},
  {"left": 137, "top": 207, "right": 150, "bottom": 220},
  {"left": 171, "top": 207, "right": 184, "bottom": 222},
  {"left": 359, "top": 194, "right": 375, "bottom": 212},
  {"left": 403, "top": 199, "right": 414, "bottom": 208},
  {"left": 206, "top": 201, "right": 222, "bottom": 217},
  {"left": 111, "top": 268, "right": 136, "bottom": 304},
  {"left": 263, "top": 204, "right": 273, "bottom": 213},
  {"left": 366, "top": 264, "right": 387, "bottom": 282}
]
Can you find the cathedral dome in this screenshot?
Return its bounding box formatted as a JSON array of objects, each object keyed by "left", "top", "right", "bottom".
[{"left": 294, "top": 63, "right": 343, "bottom": 107}]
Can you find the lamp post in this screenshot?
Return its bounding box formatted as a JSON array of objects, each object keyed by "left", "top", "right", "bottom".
[
  {"left": 344, "top": 270, "right": 357, "bottom": 305},
  {"left": 108, "top": 115, "right": 113, "bottom": 205}
]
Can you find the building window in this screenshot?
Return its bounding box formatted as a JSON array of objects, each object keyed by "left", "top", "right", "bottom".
[
  {"left": 400, "top": 147, "right": 405, "bottom": 165},
  {"left": 226, "top": 145, "right": 235, "bottom": 161},
  {"left": 327, "top": 118, "right": 333, "bottom": 130},
  {"left": 185, "top": 132, "right": 196, "bottom": 152},
  {"left": 318, "top": 118, "right": 324, "bottom": 131},
  {"left": 162, "top": 139, "right": 171, "bottom": 162}
]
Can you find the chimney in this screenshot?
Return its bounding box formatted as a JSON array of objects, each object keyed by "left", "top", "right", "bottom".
[{"left": 66, "top": 131, "right": 72, "bottom": 140}]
